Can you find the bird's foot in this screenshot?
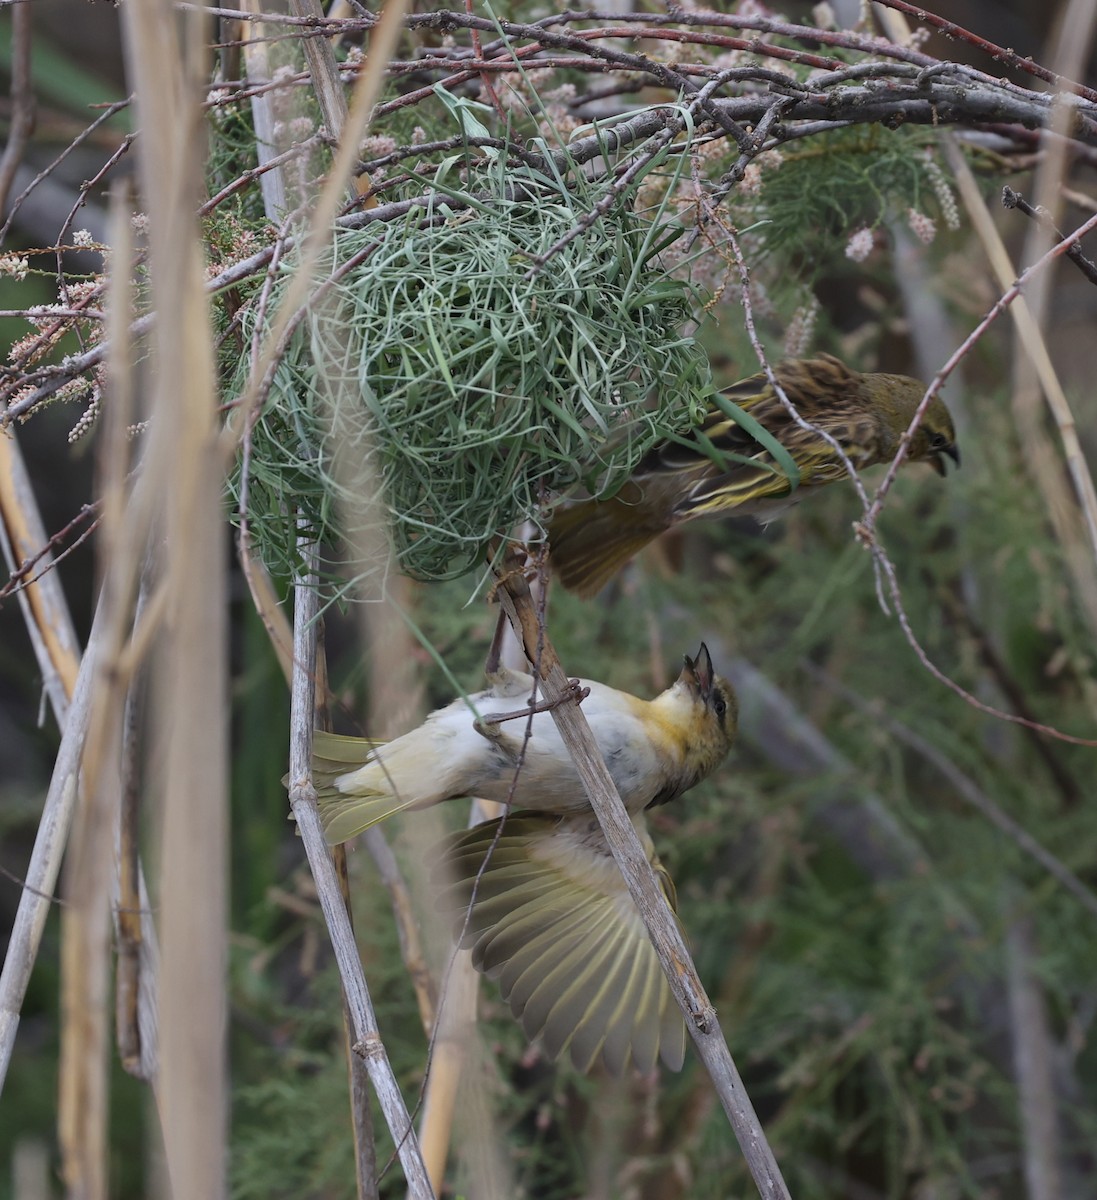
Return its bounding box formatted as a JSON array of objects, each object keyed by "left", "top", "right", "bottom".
[{"left": 473, "top": 680, "right": 589, "bottom": 739}]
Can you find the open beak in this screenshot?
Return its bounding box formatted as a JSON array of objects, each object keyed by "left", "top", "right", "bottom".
[
  {"left": 931, "top": 444, "right": 961, "bottom": 476},
  {"left": 678, "top": 643, "right": 715, "bottom": 701}
]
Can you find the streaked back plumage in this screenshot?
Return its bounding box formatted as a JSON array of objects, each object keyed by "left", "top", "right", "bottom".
[{"left": 549, "top": 354, "right": 959, "bottom": 597}]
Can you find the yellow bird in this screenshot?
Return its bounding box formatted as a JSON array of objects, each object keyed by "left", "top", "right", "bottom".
[
  {"left": 548, "top": 354, "right": 960, "bottom": 597},
  {"left": 311, "top": 644, "right": 736, "bottom": 845},
  {"left": 305, "top": 646, "right": 735, "bottom": 1074},
  {"left": 440, "top": 810, "right": 687, "bottom": 1074}
]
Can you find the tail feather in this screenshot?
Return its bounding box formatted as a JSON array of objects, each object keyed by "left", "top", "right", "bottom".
[
  {"left": 548, "top": 498, "right": 662, "bottom": 598},
  {"left": 317, "top": 790, "right": 420, "bottom": 845},
  {"left": 293, "top": 730, "right": 421, "bottom": 845}
]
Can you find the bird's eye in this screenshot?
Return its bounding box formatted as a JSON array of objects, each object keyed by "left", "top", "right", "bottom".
[{"left": 930, "top": 432, "right": 949, "bottom": 450}]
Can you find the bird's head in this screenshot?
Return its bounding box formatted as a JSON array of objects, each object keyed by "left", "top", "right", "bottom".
[
  {"left": 873, "top": 375, "right": 961, "bottom": 476},
  {"left": 910, "top": 399, "right": 960, "bottom": 476},
  {"left": 676, "top": 643, "right": 738, "bottom": 746},
  {"left": 645, "top": 644, "right": 738, "bottom": 809}
]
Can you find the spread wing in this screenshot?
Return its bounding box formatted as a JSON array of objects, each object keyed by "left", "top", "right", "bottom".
[{"left": 439, "top": 811, "right": 687, "bottom": 1074}]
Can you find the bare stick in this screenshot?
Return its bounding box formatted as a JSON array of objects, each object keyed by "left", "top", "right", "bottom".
[
  {"left": 290, "top": 0, "right": 353, "bottom": 166},
  {"left": 1003, "top": 186, "right": 1097, "bottom": 287},
  {"left": 240, "top": 0, "right": 289, "bottom": 218},
  {"left": 0, "top": 607, "right": 101, "bottom": 1090},
  {"left": 873, "top": 0, "right": 1097, "bottom": 101},
  {"left": 120, "top": 2, "right": 232, "bottom": 1194},
  {"left": 0, "top": 426, "right": 159, "bottom": 1110},
  {"left": 493, "top": 551, "right": 791, "bottom": 1200},
  {"left": 285, "top": 538, "right": 434, "bottom": 1200},
  {"left": 1005, "top": 905, "right": 1063, "bottom": 1200},
  {"left": 0, "top": 433, "right": 81, "bottom": 720}
]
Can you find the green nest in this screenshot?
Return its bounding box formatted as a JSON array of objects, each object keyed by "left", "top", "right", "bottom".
[{"left": 232, "top": 162, "right": 713, "bottom": 592}]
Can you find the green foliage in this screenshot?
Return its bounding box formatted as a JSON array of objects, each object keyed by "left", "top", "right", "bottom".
[{"left": 749, "top": 126, "right": 949, "bottom": 268}]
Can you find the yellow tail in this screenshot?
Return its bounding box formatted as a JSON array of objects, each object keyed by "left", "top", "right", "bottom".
[
  {"left": 548, "top": 498, "right": 662, "bottom": 598},
  {"left": 288, "top": 730, "right": 419, "bottom": 845}
]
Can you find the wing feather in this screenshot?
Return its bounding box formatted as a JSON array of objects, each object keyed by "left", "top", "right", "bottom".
[{"left": 437, "top": 811, "right": 687, "bottom": 1074}]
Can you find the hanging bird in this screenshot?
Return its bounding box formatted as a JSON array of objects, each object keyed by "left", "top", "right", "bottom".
[
  {"left": 548, "top": 354, "right": 960, "bottom": 597},
  {"left": 310, "top": 644, "right": 736, "bottom": 845},
  {"left": 439, "top": 809, "right": 687, "bottom": 1074}
]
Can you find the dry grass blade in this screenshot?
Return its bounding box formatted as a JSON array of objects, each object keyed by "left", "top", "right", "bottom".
[
  {"left": 0, "top": 637, "right": 95, "bottom": 1089},
  {"left": 941, "top": 135, "right": 1097, "bottom": 637},
  {"left": 0, "top": 373, "right": 158, "bottom": 1107},
  {"left": 120, "top": 1, "right": 229, "bottom": 1195},
  {"left": 220, "top": 0, "right": 414, "bottom": 459},
  {"left": 320, "top": 260, "right": 503, "bottom": 1194},
  {"left": 1005, "top": 903, "right": 1064, "bottom": 1200},
  {"left": 55, "top": 186, "right": 146, "bottom": 1200},
  {"left": 0, "top": 432, "right": 81, "bottom": 719},
  {"left": 57, "top": 702, "right": 122, "bottom": 1200},
  {"left": 115, "top": 567, "right": 160, "bottom": 1083}
]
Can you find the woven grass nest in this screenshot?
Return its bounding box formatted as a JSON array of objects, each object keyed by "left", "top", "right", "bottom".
[{"left": 233, "top": 164, "right": 714, "bottom": 593}]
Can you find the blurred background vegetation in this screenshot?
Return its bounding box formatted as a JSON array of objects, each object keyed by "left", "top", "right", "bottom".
[{"left": 2, "top": 2, "right": 1097, "bottom": 1198}]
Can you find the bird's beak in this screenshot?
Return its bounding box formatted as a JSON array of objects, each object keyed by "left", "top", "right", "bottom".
[
  {"left": 679, "top": 643, "right": 715, "bottom": 701},
  {"left": 931, "top": 444, "right": 961, "bottom": 476}
]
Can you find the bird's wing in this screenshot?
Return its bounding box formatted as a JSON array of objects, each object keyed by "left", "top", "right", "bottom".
[
  {"left": 642, "top": 406, "right": 804, "bottom": 517},
  {"left": 638, "top": 367, "right": 855, "bottom": 518},
  {"left": 439, "top": 812, "right": 686, "bottom": 1074}
]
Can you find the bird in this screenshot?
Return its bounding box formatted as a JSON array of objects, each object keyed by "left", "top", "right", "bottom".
[
  {"left": 310, "top": 643, "right": 737, "bottom": 845},
  {"left": 438, "top": 809, "right": 687, "bottom": 1074},
  {"left": 547, "top": 353, "right": 960, "bottom": 597}
]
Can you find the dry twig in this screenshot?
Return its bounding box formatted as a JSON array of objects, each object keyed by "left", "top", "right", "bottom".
[
  {"left": 1003, "top": 186, "right": 1097, "bottom": 287},
  {"left": 494, "top": 551, "right": 791, "bottom": 1200},
  {"left": 285, "top": 539, "right": 434, "bottom": 1199}
]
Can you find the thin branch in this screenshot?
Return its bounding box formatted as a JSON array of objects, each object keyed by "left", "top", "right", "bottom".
[
  {"left": 1003, "top": 186, "right": 1097, "bottom": 287},
  {"left": 0, "top": 607, "right": 103, "bottom": 1089},
  {"left": 873, "top": 0, "right": 1097, "bottom": 102},
  {"left": 285, "top": 537, "right": 434, "bottom": 1199},
  {"left": 727, "top": 189, "right": 1097, "bottom": 749},
  {"left": 937, "top": 584, "right": 1083, "bottom": 809},
  {"left": 863, "top": 178, "right": 1097, "bottom": 538},
  {"left": 493, "top": 550, "right": 791, "bottom": 1200},
  {"left": 0, "top": 99, "right": 128, "bottom": 246},
  {"left": 5, "top": 59, "right": 1096, "bottom": 423},
  {"left": 0, "top": 349, "right": 161, "bottom": 1115},
  {"left": 0, "top": 502, "right": 101, "bottom": 604}
]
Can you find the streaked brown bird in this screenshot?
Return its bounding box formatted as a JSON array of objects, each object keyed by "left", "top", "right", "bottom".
[
  {"left": 440, "top": 809, "right": 687, "bottom": 1073},
  {"left": 548, "top": 354, "right": 960, "bottom": 597}
]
